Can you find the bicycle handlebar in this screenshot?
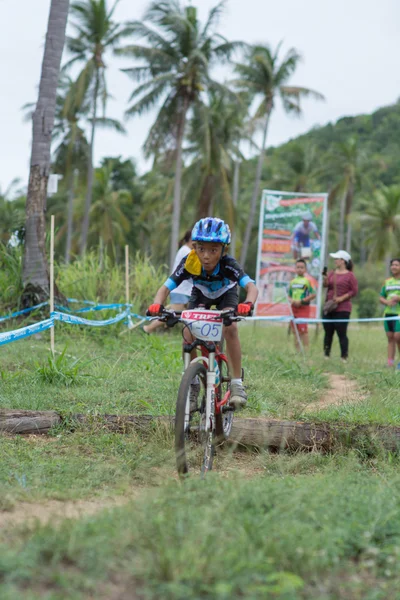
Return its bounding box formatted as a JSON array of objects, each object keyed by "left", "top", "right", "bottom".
[{"left": 149, "top": 308, "right": 244, "bottom": 327}]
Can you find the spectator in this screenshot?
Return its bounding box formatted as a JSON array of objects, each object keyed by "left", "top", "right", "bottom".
[
  {"left": 322, "top": 250, "right": 358, "bottom": 363},
  {"left": 288, "top": 259, "right": 316, "bottom": 350},
  {"left": 142, "top": 230, "right": 193, "bottom": 334},
  {"left": 379, "top": 258, "right": 400, "bottom": 368}
]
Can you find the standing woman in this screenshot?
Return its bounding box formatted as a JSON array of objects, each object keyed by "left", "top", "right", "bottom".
[{"left": 323, "top": 250, "right": 358, "bottom": 362}]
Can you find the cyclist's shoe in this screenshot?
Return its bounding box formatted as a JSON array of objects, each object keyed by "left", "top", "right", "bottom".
[
  {"left": 230, "top": 381, "right": 247, "bottom": 409},
  {"left": 189, "top": 377, "right": 200, "bottom": 412}
]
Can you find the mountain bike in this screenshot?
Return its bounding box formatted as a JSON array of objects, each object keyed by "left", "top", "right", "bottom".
[{"left": 155, "top": 308, "right": 243, "bottom": 477}]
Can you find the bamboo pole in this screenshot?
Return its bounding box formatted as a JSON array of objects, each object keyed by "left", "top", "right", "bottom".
[
  {"left": 125, "top": 245, "right": 129, "bottom": 305},
  {"left": 50, "top": 215, "right": 55, "bottom": 354}
]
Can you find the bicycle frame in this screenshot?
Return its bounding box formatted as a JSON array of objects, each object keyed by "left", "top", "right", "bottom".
[
  {"left": 150, "top": 308, "right": 240, "bottom": 436},
  {"left": 182, "top": 340, "right": 227, "bottom": 434}
]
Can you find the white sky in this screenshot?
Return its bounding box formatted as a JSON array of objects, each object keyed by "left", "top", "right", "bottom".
[{"left": 0, "top": 0, "right": 399, "bottom": 192}]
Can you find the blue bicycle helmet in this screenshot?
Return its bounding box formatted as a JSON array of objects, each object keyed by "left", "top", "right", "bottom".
[{"left": 192, "top": 217, "right": 231, "bottom": 244}]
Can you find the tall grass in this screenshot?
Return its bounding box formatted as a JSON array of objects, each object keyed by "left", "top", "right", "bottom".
[
  {"left": 57, "top": 251, "right": 167, "bottom": 314},
  {"left": 0, "top": 244, "right": 23, "bottom": 309},
  {"left": 0, "top": 245, "right": 167, "bottom": 316}
]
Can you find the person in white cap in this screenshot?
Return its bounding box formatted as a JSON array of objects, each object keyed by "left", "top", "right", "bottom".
[
  {"left": 322, "top": 250, "right": 358, "bottom": 362},
  {"left": 291, "top": 210, "right": 320, "bottom": 259}
]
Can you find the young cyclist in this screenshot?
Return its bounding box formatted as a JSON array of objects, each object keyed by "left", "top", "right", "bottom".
[
  {"left": 288, "top": 259, "right": 316, "bottom": 350},
  {"left": 147, "top": 217, "right": 259, "bottom": 408},
  {"left": 379, "top": 258, "right": 400, "bottom": 368}
]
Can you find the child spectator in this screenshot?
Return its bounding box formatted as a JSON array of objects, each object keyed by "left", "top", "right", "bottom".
[{"left": 288, "top": 259, "right": 316, "bottom": 350}]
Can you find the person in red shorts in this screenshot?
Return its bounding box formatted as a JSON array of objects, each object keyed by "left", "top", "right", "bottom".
[{"left": 288, "top": 259, "right": 316, "bottom": 350}]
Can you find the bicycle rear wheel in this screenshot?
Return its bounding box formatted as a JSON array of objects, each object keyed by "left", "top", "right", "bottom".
[{"left": 175, "top": 362, "right": 210, "bottom": 476}]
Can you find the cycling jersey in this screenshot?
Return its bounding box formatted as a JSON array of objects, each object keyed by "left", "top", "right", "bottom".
[
  {"left": 380, "top": 277, "right": 400, "bottom": 315},
  {"left": 164, "top": 253, "right": 254, "bottom": 300},
  {"left": 288, "top": 276, "right": 315, "bottom": 302}
]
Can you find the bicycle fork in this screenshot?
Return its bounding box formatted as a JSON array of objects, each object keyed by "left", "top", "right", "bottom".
[{"left": 183, "top": 350, "right": 217, "bottom": 435}]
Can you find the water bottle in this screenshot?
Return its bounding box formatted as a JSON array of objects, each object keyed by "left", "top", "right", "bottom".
[{"left": 214, "top": 358, "right": 220, "bottom": 387}]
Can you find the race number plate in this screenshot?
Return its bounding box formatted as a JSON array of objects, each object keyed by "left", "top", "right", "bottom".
[{"left": 181, "top": 310, "right": 223, "bottom": 342}]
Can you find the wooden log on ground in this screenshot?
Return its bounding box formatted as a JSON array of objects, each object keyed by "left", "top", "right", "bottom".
[
  {"left": 0, "top": 410, "right": 61, "bottom": 435},
  {"left": 1, "top": 410, "right": 400, "bottom": 453},
  {"left": 229, "top": 418, "right": 333, "bottom": 451}
]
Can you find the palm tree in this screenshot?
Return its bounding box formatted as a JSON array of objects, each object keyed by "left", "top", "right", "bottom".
[
  {"left": 52, "top": 76, "right": 89, "bottom": 263},
  {"left": 233, "top": 43, "right": 324, "bottom": 267},
  {"left": 89, "top": 162, "right": 131, "bottom": 259},
  {"left": 357, "top": 186, "right": 400, "bottom": 275},
  {"left": 22, "top": 0, "right": 70, "bottom": 304},
  {"left": 118, "top": 0, "right": 240, "bottom": 268},
  {"left": 64, "top": 0, "right": 132, "bottom": 256},
  {"left": 272, "top": 141, "right": 323, "bottom": 193},
  {"left": 184, "top": 91, "right": 250, "bottom": 224},
  {"left": 327, "top": 137, "right": 367, "bottom": 253}
]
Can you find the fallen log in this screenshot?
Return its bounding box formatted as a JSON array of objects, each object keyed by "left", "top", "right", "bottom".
[
  {"left": 1, "top": 410, "right": 400, "bottom": 453},
  {"left": 0, "top": 410, "right": 62, "bottom": 434}
]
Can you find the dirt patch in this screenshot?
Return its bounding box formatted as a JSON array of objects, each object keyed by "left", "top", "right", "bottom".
[
  {"left": 0, "top": 496, "right": 129, "bottom": 530},
  {"left": 305, "top": 373, "right": 366, "bottom": 413}
]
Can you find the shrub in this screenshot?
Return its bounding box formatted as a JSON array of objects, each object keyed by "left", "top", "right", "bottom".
[{"left": 357, "top": 287, "right": 379, "bottom": 319}]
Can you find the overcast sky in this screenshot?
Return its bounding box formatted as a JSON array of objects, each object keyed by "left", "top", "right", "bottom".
[{"left": 0, "top": 0, "right": 399, "bottom": 193}]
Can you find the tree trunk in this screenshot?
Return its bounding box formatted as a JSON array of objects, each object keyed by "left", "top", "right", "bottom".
[
  {"left": 345, "top": 181, "right": 354, "bottom": 254},
  {"left": 65, "top": 168, "right": 77, "bottom": 264},
  {"left": 197, "top": 174, "right": 216, "bottom": 219},
  {"left": 345, "top": 223, "right": 352, "bottom": 254},
  {"left": 80, "top": 69, "right": 99, "bottom": 256},
  {"left": 230, "top": 160, "right": 240, "bottom": 258},
  {"left": 360, "top": 225, "right": 366, "bottom": 265},
  {"left": 385, "top": 250, "right": 391, "bottom": 278},
  {"left": 338, "top": 191, "right": 346, "bottom": 249},
  {"left": 169, "top": 98, "right": 189, "bottom": 270},
  {"left": 240, "top": 105, "right": 272, "bottom": 268},
  {"left": 22, "top": 0, "right": 70, "bottom": 304},
  {"left": 3, "top": 410, "right": 400, "bottom": 454}
]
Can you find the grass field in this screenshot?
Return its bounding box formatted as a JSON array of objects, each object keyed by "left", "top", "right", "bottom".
[{"left": 1, "top": 320, "right": 400, "bottom": 599}]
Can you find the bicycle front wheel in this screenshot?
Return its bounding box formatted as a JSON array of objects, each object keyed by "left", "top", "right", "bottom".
[{"left": 175, "top": 362, "right": 210, "bottom": 476}]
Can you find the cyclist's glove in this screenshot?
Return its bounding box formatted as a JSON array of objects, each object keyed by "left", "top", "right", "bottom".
[
  {"left": 237, "top": 302, "right": 254, "bottom": 316},
  {"left": 147, "top": 303, "right": 164, "bottom": 317}
]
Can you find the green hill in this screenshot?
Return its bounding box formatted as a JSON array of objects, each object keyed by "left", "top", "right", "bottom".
[{"left": 238, "top": 100, "right": 400, "bottom": 272}]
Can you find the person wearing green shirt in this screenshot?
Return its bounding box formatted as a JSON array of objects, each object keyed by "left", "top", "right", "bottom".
[
  {"left": 379, "top": 258, "right": 400, "bottom": 368},
  {"left": 288, "top": 259, "right": 316, "bottom": 350}
]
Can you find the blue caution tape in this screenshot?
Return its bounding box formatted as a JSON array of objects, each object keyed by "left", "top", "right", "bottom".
[
  {"left": 248, "top": 315, "right": 400, "bottom": 324},
  {"left": 52, "top": 309, "right": 130, "bottom": 327},
  {"left": 55, "top": 302, "right": 131, "bottom": 314},
  {"left": 0, "top": 318, "right": 54, "bottom": 346},
  {"left": 0, "top": 301, "right": 49, "bottom": 323},
  {"left": 129, "top": 312, "right": 149, "bottom": 320},
  {"left": 67, "top": 298, "right": 97, "bottom": 305}
]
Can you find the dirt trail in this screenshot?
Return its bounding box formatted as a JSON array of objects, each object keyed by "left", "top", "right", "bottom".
[
  {"left": 0, "top": 453, "right": 264, "bottom": 531},
  {"left": 0, "top": 496, "right": 130, "bottom": 530},
  {"left": 305, "top": 373, "right": 366, "bottom": 413}
]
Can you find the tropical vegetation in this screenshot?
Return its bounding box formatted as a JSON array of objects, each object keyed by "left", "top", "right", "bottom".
[{"left": 4, "top": 0, "right": 400, "bottom": 296}]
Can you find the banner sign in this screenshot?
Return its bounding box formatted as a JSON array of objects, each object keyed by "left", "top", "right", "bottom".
[{"left": 255, "top": 189, "right": 328, "bottom": 317}]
